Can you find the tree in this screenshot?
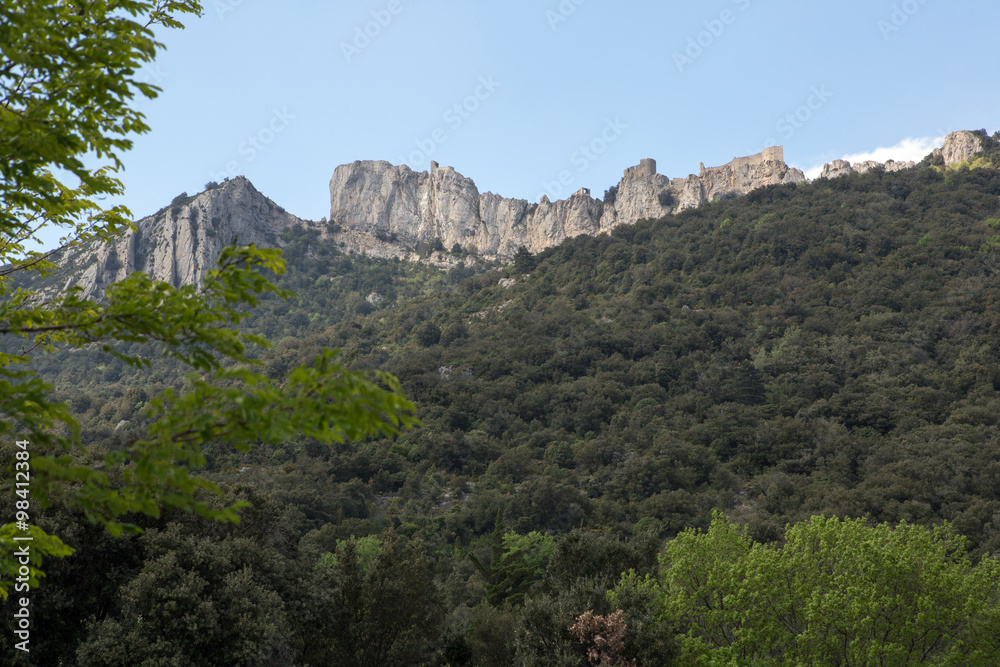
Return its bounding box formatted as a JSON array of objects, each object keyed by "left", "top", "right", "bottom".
[
  {"left": 603, "top": 185, "right": 618, "bottom": 206},
  {"left": 470, "top": 512, "right": 555, "bottom": 607},
  {"left": 0, "top": 1, "right": 417, "bottom": 597},
  {"left": 612, "top": 511, "right": 1000, "bottom": 665},
  {"left": 316, "top": 533, "right": 443, "bottom": 666},
  {"left": 74, "top": 523, "right": 296, "bottom": 666},
  {"left": 412, "top": 321, "right": 441, "bottom": 347},
  {"left": 657, "top": 190, "right": 675, "bottom": 208},
  {"left": 568, "top": 610, "right": 636, "bottom": 667},
  {"left": 514, "top": 245, "right": 536, "bottom": 273}
]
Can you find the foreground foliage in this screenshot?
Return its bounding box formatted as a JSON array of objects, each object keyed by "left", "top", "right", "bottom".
[
  {"left": 613, "top": 512, "right": 1000, "bottom": 665},
  {"left": 0, "top": 0, "right": 416, "bottom": 600}
]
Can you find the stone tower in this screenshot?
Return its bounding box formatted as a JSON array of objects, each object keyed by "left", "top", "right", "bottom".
[{"left": 624, "top": 158, "right": 657, "bottom": 178}]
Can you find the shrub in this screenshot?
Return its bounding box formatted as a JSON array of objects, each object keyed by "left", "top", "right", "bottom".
[
  {"left": 603, "top": 185, "right": 618, "bottom": 205},
  {"left": 413, "top": 321, "right": 441, "bottom": 347}
]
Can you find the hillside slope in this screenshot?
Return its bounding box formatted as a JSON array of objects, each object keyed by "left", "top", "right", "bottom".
[
  {"left": 266, "top": 140, "right": 1000, "bottom": 548},
  {"left": 9, "top": 134, "right": 1000, "bottom": 665},
  {"left": 34, "top": 136, "right": 1000, "bottom": 548}
]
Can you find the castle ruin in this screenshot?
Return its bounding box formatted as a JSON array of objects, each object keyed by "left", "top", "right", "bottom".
[
  {"left": 624, "top": 158, "right": 657, "bottom": 178},
  {"left": 622, "top": 148, "right": 784, "bottom": 181},
  {"left": 430, "top": 160, "right": 455, "bottom": 174},
  {"left": 700, "top": 146, "right": 784, "bottom": 177}
]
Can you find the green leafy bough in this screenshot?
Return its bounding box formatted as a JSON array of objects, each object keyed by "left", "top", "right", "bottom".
[{"left": 0, "top": 1, "right": 418, "bottom": 598}]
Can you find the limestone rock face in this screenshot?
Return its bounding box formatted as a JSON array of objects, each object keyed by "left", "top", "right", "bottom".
[
  {"left": 60, "top": 177, "right": 300, "bottom": 298},
  {"left": 693, "top": 147, "right": 806, "bottom": 208},
  {"left": 599, "top": 158, "right": 673, "bottom": 231},
  {"left": 816, "top": 131, "right": 989, "bottom": 180},
  {"left": 524, "top": 189, "right": 604, "bottom": 254},
  {"left": 328, "top": 161, "right": 606, "bottom": 258},
  {"left": 818, "top": 157, "right": 917, "bottom": 180},
  {"left": 940, "top": 130, "right": 984, "bottom": 166},
  {"left": 821, "top": 159, "right": 856, "bottom": 179},
  {"left": 674, "top": 175, "right": 708, "bottom": 212},
  {"left": 852, "top": 160, "right": 882, "bottom": 174},
  {"left": 884, "top": 159, "right": 916, "bottom": 173},
  {"left": 328, "top": 161, "right": 448, "bottom": 246},
  {"left": 475, "top": 192, "right": 530, "bottom": 256},
  {"left": 330, "top": 149, "right": 803, "bottom": 260}
]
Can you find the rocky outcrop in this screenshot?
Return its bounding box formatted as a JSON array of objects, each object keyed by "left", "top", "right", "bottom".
[
  {"left": 328, "top": 130, "right": 989, "bottom": 261},
  {"left": 937, "top": 130, "right": 985, "bottom": 166},
  {"left": 598, "top": 158, "right": 674, "bottom": 231},
  {"left": 59, "top": 176, "right": 301, "bottom": 298},
  {"left": 693, "top": 147, "right": 806, "bottom": 205},
  {"left": 55, "top": 130, "right": 996, "bottom": 290},
  {"left": 818, "top": 157, "right": 916, "bottom": 179},
  {"left": 818, "top": 130, "right": 991, "bottom": 180},
  {"left": 329, "top": 149, "right": 805, "bottom": 260},
  {"left": 325, "top": 225, "right": 478, "bottom": 270},
  {"left": 820, "top": 159, "right": 855, "bottom": 179},
  {"left": 327, "top": 160, "right": 606, "bottom": 258}
]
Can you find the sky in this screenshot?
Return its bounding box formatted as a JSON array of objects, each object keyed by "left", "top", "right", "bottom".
[{"left": 75, "top": 0, "right": 1000, "bottom": 234}]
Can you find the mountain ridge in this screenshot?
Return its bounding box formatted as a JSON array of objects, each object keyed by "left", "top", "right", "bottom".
[
  {"left": 55, "top": 130, "right": 991, "bottom": 297},
  {"left": 326, "top": 131, "right": 988, "bottom": 261},
  {"left": 327, "top": 147, "right": 805, "bottom": 261},
  {"left": 54, "top": 176, "right": 301, "bottom": 298}
]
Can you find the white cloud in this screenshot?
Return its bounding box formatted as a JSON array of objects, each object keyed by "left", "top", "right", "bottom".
[
  {"left": 803, "top": 164, "right": 826, "bottom": 180},
  {"left": 801, "top": 136, "right": 945, "bottom": 180}
]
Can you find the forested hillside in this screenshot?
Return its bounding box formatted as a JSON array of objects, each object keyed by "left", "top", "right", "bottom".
[{"left": 5, "top": 140, "right": 1000, "bottom": 664}]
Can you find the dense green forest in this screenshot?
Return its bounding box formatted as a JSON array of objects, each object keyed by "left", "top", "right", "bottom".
[{"left": 4, "top": 136, "right": 1000, "bottom": 664}]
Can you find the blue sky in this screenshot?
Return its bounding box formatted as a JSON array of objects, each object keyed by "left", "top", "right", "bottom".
[{"left": 94, "top": 0, "right": 1000, "bottom": 226}]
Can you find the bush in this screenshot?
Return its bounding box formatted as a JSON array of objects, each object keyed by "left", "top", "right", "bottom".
[
  {"left": 657, "top": 190, "right": 676, "bottom": 208},
  {"left": 413, "top": 321, "right": 441, "bottom": 347},
  {"left": 604, "top": 185, "right": 618, "bottom": 205}
]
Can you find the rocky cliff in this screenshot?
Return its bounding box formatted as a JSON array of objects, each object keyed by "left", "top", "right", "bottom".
[
  {"left": 59, "top": 177, "right": 301, "bottom": 298},
  {"left": 936, "top": 130, "right": 985, "bottom": 166},
  {"left": 329, "top": 148, "right": 806, "bottom": 260},
  {"left": 53, "top": 130, "right": 995, "bottom": 295},
  {"left": 816, "top": 130, "right": 986, "bottom": 180},
  {"left": 819, "top": 158, "right": 916, "bottom": 179}
]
